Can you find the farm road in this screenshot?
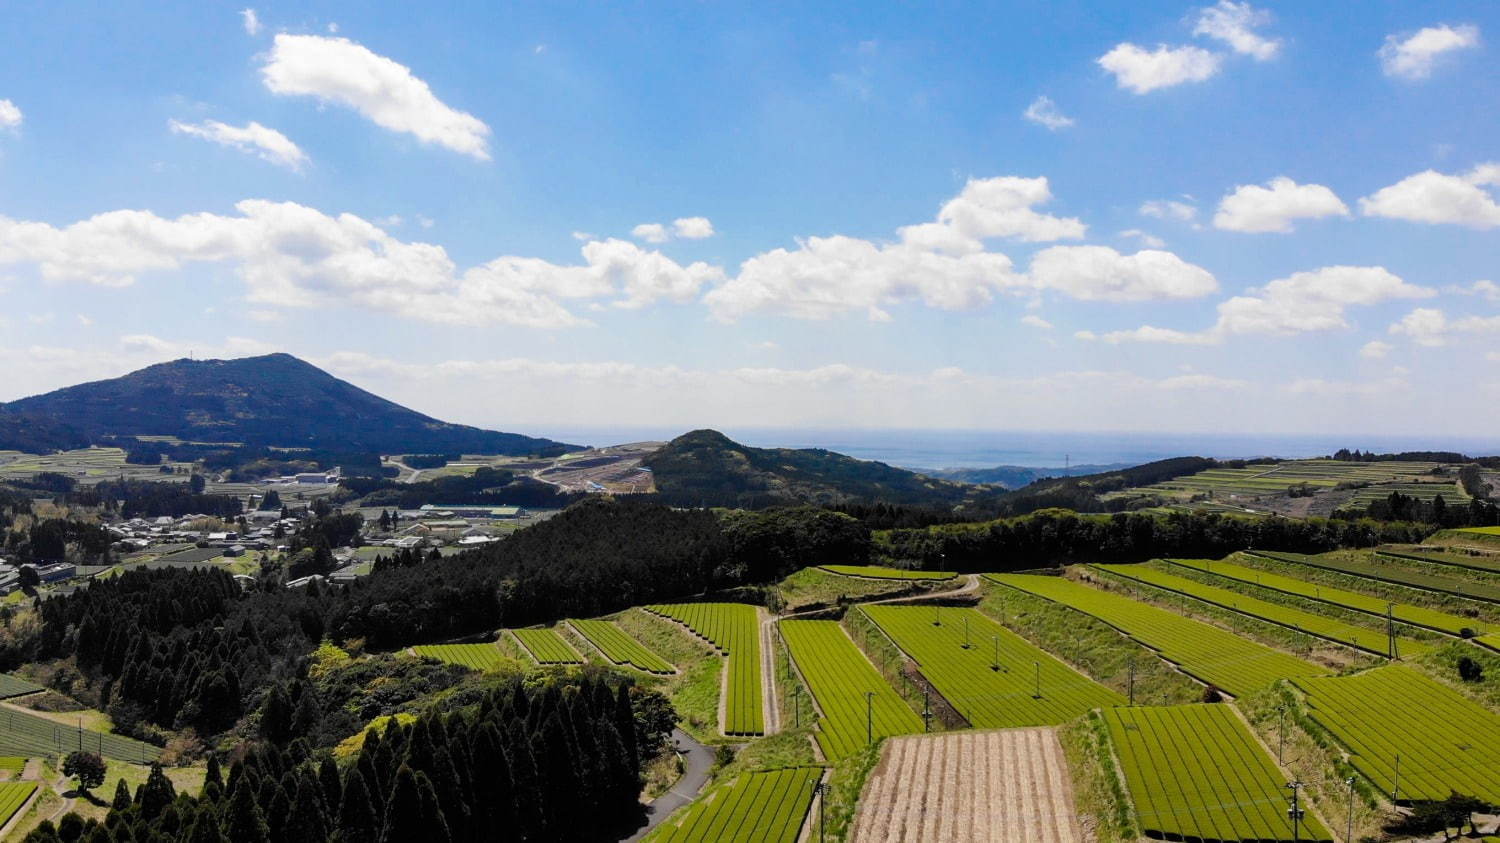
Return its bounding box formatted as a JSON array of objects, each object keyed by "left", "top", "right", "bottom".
[{"left": 621, "top": 727, "right": 714, "bottom": 842}]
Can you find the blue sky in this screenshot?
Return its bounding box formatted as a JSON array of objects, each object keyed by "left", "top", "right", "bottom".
[{"left": 1, "top": 1, "right": 1497, "bottom": 438}]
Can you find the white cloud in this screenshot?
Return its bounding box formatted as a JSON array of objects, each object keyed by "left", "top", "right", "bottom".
[
  {"left": 0, "top": 99, "right": 21, "bottom": 130},
  {"left": 0, "top": 201, "right": 721, "bottom": 328},
  {"left": 1379, "top": 24, "right": 1480, "bottom": 80},
  {"left": 1140, "top": 199, "right": 1198, "bottom": 222},
  {"left": 1286, "top": 375, "right": 1409, "bottom": 397},
  {"left": 673, "top": 217, "right": 715, "bottom": 239},
  {"left": 1213, "top": 176, "right": 1349, "bottom": 233},
  {"left": 705, "top": 175, "right": 1083, "bottom": 321},
  {"left": 1388, "top": 307, "right": 1500, "bottom": 346},
  {"left": 1193, "top": 1, "right": 1281, "bottom": 60},
  {"left": 169, "top": 119, "right": 309, "bottom": 172},
  {"left": 1022, "top": 96, "right": 1074, "bottom": 130},
  {"left": 309, "top": 350, "right": 1253, "bottom": 432},
  {"left": 1118, "top": 229, "right": 1167, "bottom": 248},
  {"left": 1098, "top": 43, "right": 1221, "bottom": 94},
  {"left": 260, "top": 33, "right": 491, "bottom": 160},
  {"left": 1359, "top": 340, "right": 1392, "bottom": 359},
  {"left": 1020, "top": 314, "right": 1053, "bottom": 330},
  {"left": 240, "top": 8, "right": 261, "bottom": 36},
  {"left": 1104, "top": 265, "right": 1434, "bottom": 345},
  {"left": 933, "top": 176, "right": 1086, "bottom": 243},
  {"left": 631, "top": 223, "right": 670, "bottom": 244},
  {"left": 1446, "top": 280, "right": 1500, "bottom": 301},
  {"left": 1358, "top": 164, "right": 1500, "bottom": 228},
  {"left": 76, "top": 314, "right": 93, "bottom": 327},
  {"left": 1027, "top": 246, "right": 1218, "bottom": 302},
  {"left": 416, "top": 215, "right": 435, "bottom": 229}
]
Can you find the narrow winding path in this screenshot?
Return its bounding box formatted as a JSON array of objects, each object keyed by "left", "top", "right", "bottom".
[{"left": 621, "top": 727, "right": 714, "bottom": 842}]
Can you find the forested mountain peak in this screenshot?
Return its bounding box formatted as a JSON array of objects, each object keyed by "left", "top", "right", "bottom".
[{"left": 4, "top": 353, "right": 577, "bottom": 455}]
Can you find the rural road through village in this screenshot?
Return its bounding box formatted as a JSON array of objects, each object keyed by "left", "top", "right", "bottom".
[{"left": 622, "top": 727, "right": 714, "bottom": 842}]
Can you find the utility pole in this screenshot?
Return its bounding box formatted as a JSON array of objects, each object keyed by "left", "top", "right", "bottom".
[
  {"left": 991, "top": 635, "right": 1000, "bottom": 672},
  {"left": 1033, "top": 662, "right": 1041, "bottom": 699},
  {"left": 1277, "top": 705, "right": 1287, "bottom": 765},
  {"left": 1386, "top": 603, "right": 1396, "bottom": 660},
  {"left": 933, "top": 605, "right": 941, "bottom": 626},
  {"left": 1286, "top": 780, "right": 1305, "bottom": 843},
  {"left": 793, "top": 685, "right": 800, "bottom": 728},
  {"left": 1345, "top": 776, "right": 1356, "bottom": 842},
  {"left": 922, "top": 687, "right": 931, "bottom": 733},
  {"left": 1392, "top": 755, "right": 1400, "bottom": 803},
  {"left": 865, "top": 691, "right": 876, "bottom": 745},
  {"left": 815, "top": 781, "right": 828, "bottom": 842},
  {"left": 963, "top": 615, "right": 971, "bottom": 649},
  {"left": 1128, "top": 657, "right": 1136, "bottom": 706}
]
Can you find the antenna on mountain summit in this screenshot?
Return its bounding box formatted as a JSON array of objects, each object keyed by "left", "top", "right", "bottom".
[{"left": 1065, "top": 454, "right": 1070, "bottom": 474}]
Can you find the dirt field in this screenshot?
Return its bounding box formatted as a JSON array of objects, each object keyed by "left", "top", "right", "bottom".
[{"left": 849, "top": 727, "right": 1082, "bottom": 843}]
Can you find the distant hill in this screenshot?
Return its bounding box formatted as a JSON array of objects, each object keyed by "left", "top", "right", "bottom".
[
  {"left": 642, "top": 429, "right": 984, "bottom": 509},
  {"left": 0, "top": 408, "right": 90, "bottom": 453},
  {"left": 4, "top": 353, "right": 577, "bottom": 456},
  {"left": 930, "top": 462, "right": 1135, "bottom": 489}
]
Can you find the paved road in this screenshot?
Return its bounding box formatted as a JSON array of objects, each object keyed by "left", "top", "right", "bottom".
[{"left": 622, "top": 727, "right": 715, "bottom": 842}]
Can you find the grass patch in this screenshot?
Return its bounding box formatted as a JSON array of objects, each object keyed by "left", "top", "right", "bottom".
[
  {"left": 614, "top": 609, "right": 725, "bottom": 744},
  {"left": 1060, "top": 713, "right": 1136, "bottom": 843},
  {"left": 1412, "top": 640, "right": 1500, "bottom": 710},
  {"left": 774, "top": 567, "right": 913, "bottom": 613},
  {"left": 820, "top": 741, "right": 883, "bottom": 843}
]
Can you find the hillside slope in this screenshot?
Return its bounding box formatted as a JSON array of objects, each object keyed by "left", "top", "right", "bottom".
[
  {"left": 642, "top": 429, "right": 982, "bottom": 508},
  {"left": 0, "top": 408, "right": 91, "bottom": 453},
  {"left": 5, "top": 353, "right": 576, "bottom": 455}
]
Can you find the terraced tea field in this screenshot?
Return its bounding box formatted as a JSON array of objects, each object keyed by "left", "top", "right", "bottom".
[
  {"left": 569, "top": 619, "right": 675, "bottom": 674},
  {"left": 0, "top": 706, "right": 158, "bottom": 762},
  {"left": 861, "top": 605, "right": 1122, "bottom": 728},
  {"left": 819, "top": 565, "right": 957, "bottom": 581},
  {"left": 1345, "top": 482, "right": 1467, "bottom": 507},
  {"left": 988, "top": 574, "right": 1324, "bottom": 697},
  {"left": 1135, "top": 459, "right": 1443, "bottom": 501},
  {"left": 511, "top": 628, "right": 582, "bottom": 664},
  {"left": 1167, "top": 557, "right": 1489, "bottom": 636},
  {"left": 1095, "top": 563, "right": 1431, "bottom": 656},
  {"left": 1106, "top": 705, "right": 1331, "bottom": 842},
  {"left": 850, "top": 728, "right": 1081, "bottom": 843},
  {"left": 1293, "top": 665, "right": 1500, "bottom": 804},
  {"left": 0, "top": 781, "right": 36, "bottom": 827},
  {"left": 0, "top": 675, "right": 42, "bottom": 700},
  {"left": 780, "top": 620, "right": 922, "bottom": 760},
  {"left": 647, "top": 603, "right": 764, "bottom": 735},
  {"left": 411, "top": 643, "right": 506, "bottom": 671},
  {"left": 1375, "top": 548, "right": 1500, "bottom": 575},
  {"left": 648, "top": 766, "right": 821, "bottom": 843},
  {"left": 1249, "top": 551, "right": 1500, "bottom": 603}
]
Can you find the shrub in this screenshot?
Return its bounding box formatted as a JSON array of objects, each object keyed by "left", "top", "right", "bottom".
[{"left": 1458, "top": 656, "right": 1483, "bottom": 683}]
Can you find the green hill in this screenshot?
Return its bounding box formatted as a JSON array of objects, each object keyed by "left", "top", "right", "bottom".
[{"left": 642, "top": 429, "right": 982, "bottom": 509}]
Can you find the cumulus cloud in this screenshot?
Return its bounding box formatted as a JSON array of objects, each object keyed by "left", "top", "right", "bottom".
[
  {"left": 1359, "top": 340, "right": 1393, "bottom": 359},
  {"left": 0, "top": 201, "right": 720, "bottom": 328},
  {"left": 0, "top": 99, "right": 21, "bottom": 130},
  {"left": 1023, "top": 96, "right": 1074, "bottom": 130},
  {"left": 240, "top": 8, "right": 261, "bottom": 36},
  {"left": 673, "top": 217, "right": 715, "bottom": 239},
  {"left": 1388, "top": 307, "right": 1500, "bottom": 346},
  {"left": 1446, "top": 280, "right": 1500, "bottom": 301},
  {"left": 1140, "top": 199, "right": 1198, "bottom": 222},
  {"left": 1193, "top": 1, "right": 1281, "bottom": 60},
  {"left": 705, "top": 175, "right": 1085, "bottom": 321},
  {"left": 1027, "top": 246, "right": 1218, "bottom": 302},
  {"left": 1098, "top": 43, "right": 1221, "bottom": 94},
  {"left": 1213, "top": 176, "right": 1349, "bottom": 233},
  {"left": 1379, "top": 24, "right": 1480, "bottom": 79},
  {"left": 1358, "top": 164, "right": 1500, "bottom": 228},
  {"left": 169, "top": 119, "right": 309, "bottom": 172},
  {"left": 630, "top": 223, "right": 670, "bottom": 244},
  {"left": 260, "top": 33, "right": 491, "bottom": 160},
  {"left": 1020, "top": 314, "right": 1053, "bottom": 330},
  {"left": 1103, "top": 266, "right": 1434, "bottom": 345}
]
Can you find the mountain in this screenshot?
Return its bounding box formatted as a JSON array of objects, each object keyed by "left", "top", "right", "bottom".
[
  {"left": 929, "top": 462, "right": 1136, "bottom": 489},
  {"left": 642, "top": 428, "right": 984, "bottom": 509},
  {"left": 4, "top": 353, "right": 578, "bottom": 456},
  {"left": 0, "top": 408, "right": 90, "bottom": 453}
]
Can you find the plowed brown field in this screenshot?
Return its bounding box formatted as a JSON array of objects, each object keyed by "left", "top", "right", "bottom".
[{"left": 849, "top": 727, "right": 1082, "bottom": 843}]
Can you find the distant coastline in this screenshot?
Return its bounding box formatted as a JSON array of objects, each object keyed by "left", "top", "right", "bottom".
[{"left": 535, "top": 426, "right": 1500, "bottom": 472}]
